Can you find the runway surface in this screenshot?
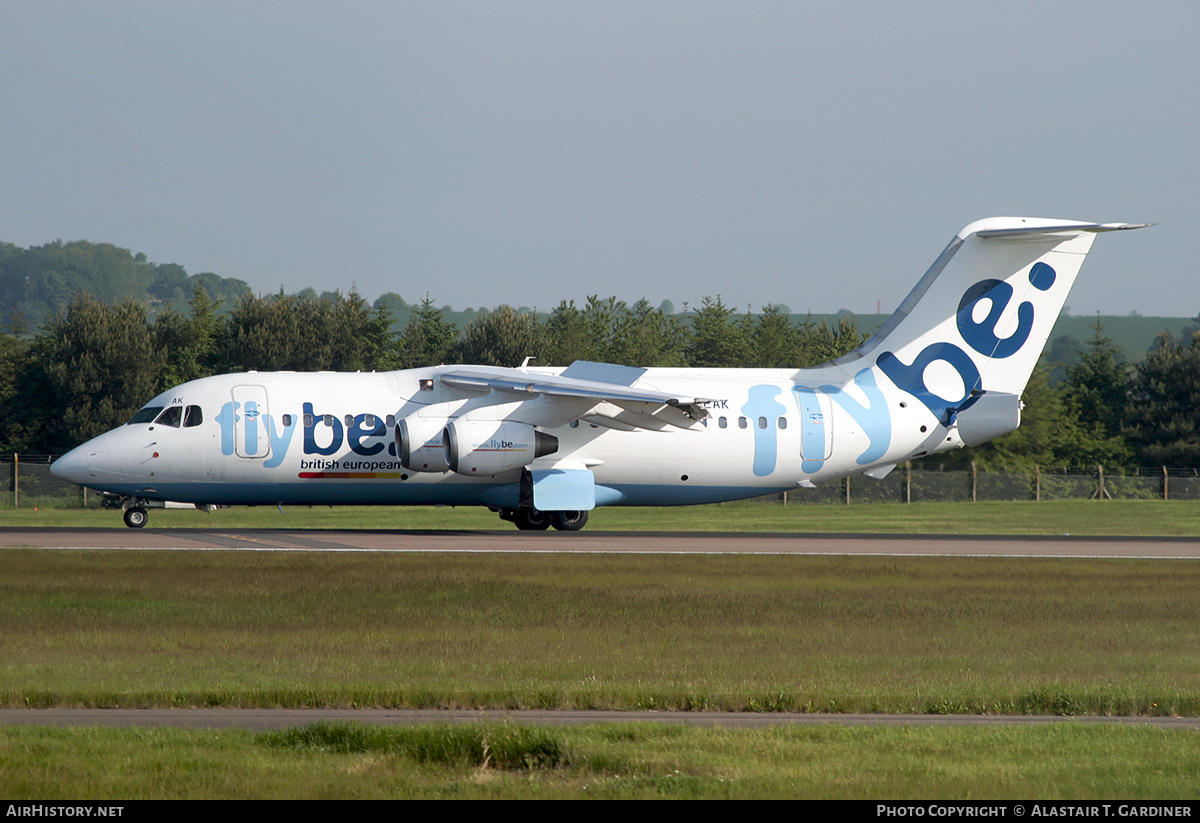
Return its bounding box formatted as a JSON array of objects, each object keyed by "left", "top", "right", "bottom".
[{"left": 3, "top": 527, "right": 1200, "bottom": 557}]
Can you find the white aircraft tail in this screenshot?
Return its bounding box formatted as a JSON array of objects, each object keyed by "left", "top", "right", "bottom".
[{"left": 833, "top": 218, "right": 1145, "bottom": 423}]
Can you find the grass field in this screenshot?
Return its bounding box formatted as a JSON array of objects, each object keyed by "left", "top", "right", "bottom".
[
  {"left": 3, "top": 548, "right": 1199, "bottom": 715},
  {"left": 4, "top": 498, "right": 1199, "bottom": 799},
  {"left": 4, "top": 721, "right": 1199, "bottom": 799}
]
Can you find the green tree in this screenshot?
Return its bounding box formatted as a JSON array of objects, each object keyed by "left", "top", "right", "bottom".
[
  {"left": 154, "top": 287, "right": 225, "bottom": 388},
  {"left": 28, "top": 296, "right": 167, "bottom": 452},
  {"left": 540, "top": 296, "right": 635, "bottom": 366},
  {"left": 222, "top": 289, "right": 397, "bottom": 372},
  {"left": 453, "top": 305, "right": 540, "bottom": 367},
  {"left": 795, "top": 315, "right": 868, "bottom": 367},
  {"left": 398, "top": 295, "right": 458, "bottom": 367},
  {"left": 612, "top": 298, "right": 689, "bottom": 367},
  {"left": 0, "top": 323, "right": 34, "bottom": 451},
  {"left": 327, "top": 288, "right": 397, "bottom": 371},
  {"left": 541, "top": 299, "right": 601, "bottom": 366},
  {"left": 186, "top": 271, "right": 251, "bottom": 306},
  {"left": 750, "top": 304, "right": 803, "bottom": 368},
  {"left": 686, "top": 296, "right": 751, "bottom": 367},
  {"left": 149, "top": 263, "right": 190, "bottom": 302},
  {"left": 1059, "top": 318, "right": 1132, "bottom": 467},
  {"left": 221, "top": 291, "right": 314, "bottom": 371},
  {"left": 1124, "top": 331, "right": 1200, "bottom": 467}
]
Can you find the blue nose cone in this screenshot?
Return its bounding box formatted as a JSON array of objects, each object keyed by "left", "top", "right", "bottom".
[{"left": 51, "top": 446, "right": 90, "bottom": 485}]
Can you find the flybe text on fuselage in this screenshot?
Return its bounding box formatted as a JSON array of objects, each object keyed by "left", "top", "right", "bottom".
[{"left": 217, "top": 400, "right": 396, "bottom": 468}]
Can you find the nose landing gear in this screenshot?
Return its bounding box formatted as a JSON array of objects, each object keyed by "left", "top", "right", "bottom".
[{"left": 106, "top": 495, "right": 217, "bottom": 528}]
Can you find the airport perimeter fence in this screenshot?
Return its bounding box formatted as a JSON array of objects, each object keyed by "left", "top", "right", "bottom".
[
  {"left": 770, "top": 463, "right": 1200, "bottom": 506},
  {"left": 0, "top": 454, "right": 102, "bottom": 509},
  {"left": 4, "top": 453, "right": 1200, "bottom": 509}
]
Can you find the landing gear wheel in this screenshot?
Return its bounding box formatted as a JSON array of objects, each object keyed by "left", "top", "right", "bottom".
[
  {"left": 551, "top": 510, "right": 589, "bottom": 531},
  {"left": 514, "top": 508, "right": 551, "bottom": 531},
  {"left": 123, "top": 507, "right": 148, "bottom": 529}
]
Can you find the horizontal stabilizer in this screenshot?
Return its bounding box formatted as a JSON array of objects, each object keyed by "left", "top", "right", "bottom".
[{"left": 974, "top": 222, "right": 1151, "bottom": 239}]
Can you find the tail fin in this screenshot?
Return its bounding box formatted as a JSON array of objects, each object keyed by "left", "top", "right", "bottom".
[{"left": 833, "top": 218, "right": 1145, "bottom": 425}]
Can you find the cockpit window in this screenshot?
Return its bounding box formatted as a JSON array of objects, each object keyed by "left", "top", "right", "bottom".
[
  {"left": 154, "top": 406, "right": 183, "bottom": 428},
  {"left": 127, "top": 406, "right": 164, "bottom": 425},
  {"left": 183, "top": 405, "right": 203, "bottom": 427}
]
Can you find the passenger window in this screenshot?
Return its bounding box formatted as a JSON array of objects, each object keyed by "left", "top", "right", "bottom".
[
  {"left": 386, "top": 415, "right": 396, "bottom": 427},
  {"left": 757, "top": 416, "right": 767, "bottom": 430},
  {"left": 718, "top": 417, "right": 727, "bottom": 429},
  {"left": 738, "top": 417, "right": 747, "bottom": 429},
  {"left": 154, "top": 406, "right": 183, "bottom": 428},
  {"left": 364, "top": 414, "right": 377, "bottom": 428},
  {"left": 127, "top": 406, "right": 163, "bottom": 425},
  {"left": 282, "top": 414, "right": 293, "bottom": 427},
  {"left": 778, "top": 417, "right": 787, "bottom": 429},
  {"left": 344, "top": 415, "right": 354, "bottom": 428},
  {"left": 183, "top": 405, "right": 204, "bottom": 427},
  {"left": 323, "top": 414, "right": 335, "bottom": 427},
  {"left": 303, "top": 414, "right": 314, "bottom": 427}
]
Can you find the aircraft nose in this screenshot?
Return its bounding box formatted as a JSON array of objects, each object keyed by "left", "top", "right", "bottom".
[{"left": 51, "top": 446, "right": 91, "bottom": 485}]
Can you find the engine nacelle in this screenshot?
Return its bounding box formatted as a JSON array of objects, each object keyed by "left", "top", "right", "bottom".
[
  {"left": 444, "top": 419, "right": 558, "bottom": 476},
  {"left": 395, "top": 415, "right": 451, "bottom": 473}
]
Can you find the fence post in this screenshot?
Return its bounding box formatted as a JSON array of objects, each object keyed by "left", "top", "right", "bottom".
[
  {"left": 1163, "top": 466, "right": 1168, "bottom": 501},
  {"left": 971, "top": 461, "right": 977, "bottom": 503},
  {"left": 1035, "top": 465, "right": 1041, "bottom": 502},
  {"left": 905, "top": 461, "right": 911, "bottom": 503},
  {"left": 1092, "top": 464, "right": 1111, "bottom": 501},
  {"left": 845, "top": 475, "right": 851, "bottom": 506},
  {"left": 12, "top": 452, "right": 17, "bottom": 508}
]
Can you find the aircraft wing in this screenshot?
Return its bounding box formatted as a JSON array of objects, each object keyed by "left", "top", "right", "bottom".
[{"left": 438, "top": 360, "right": 714, "bottom": 431}]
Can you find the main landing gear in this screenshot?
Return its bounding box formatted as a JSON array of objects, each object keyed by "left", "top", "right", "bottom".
[
  {"left": 123, "top": 506, "right": 149, "bottom": 529},
  {"left": 498, "top": 508, "right": 589, "bottom": 532}
]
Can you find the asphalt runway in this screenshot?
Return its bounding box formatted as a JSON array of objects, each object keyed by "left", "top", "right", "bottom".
[{"left": 3, "top": 527, "right": 1200, "bottom": 557}]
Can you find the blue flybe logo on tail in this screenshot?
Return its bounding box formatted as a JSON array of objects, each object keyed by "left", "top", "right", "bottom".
[{"left": 878, "top": 262, "right": 1055, "bottom": 422}]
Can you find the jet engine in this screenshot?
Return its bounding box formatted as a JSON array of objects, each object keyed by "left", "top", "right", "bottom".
[
  {"left": 443, "top": 419, "right": 558, "bottom": 476},
  {"left": 395, "top": 415, "right": 451, "bottom": 472}
]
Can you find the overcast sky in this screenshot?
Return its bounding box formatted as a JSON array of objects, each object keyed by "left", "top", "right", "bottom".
[{"left": 2, "top": 1, "right": 1196, "bottom": 317}]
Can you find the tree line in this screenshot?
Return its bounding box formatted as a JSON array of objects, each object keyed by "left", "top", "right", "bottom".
[
  {"left": 0, "top": 239, "right": 252, "bottom": 332},
  {"left": 936, "top": 319, "right": 1200, "bottom": 474},
  {"left": 1, "top": 287, "right": 1196, "bottom": 475},
  {"left": 0, "top": 290, "right": 865, "bottom": 455}
]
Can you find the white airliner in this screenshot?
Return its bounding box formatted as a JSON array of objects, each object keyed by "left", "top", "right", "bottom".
[{"left": 52, "top": 217, "right": 1144, "bottom": 529}]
